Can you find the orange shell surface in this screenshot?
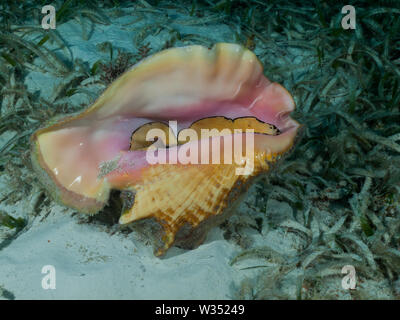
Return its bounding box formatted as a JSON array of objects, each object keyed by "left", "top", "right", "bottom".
[{"left": 31, "top": 43, "right": 302, "bottom": 256}]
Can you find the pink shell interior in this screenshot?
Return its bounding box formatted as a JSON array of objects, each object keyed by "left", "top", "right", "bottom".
[{"left": 32, "top": 43, "right": 301, "bottom": 214}]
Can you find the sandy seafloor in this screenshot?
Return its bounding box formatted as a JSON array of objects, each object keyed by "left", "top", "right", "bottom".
[{"left": 0, "top": 6, "right": 395, "bottom": 300}]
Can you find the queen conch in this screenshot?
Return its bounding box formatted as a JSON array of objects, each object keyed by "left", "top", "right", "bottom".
[{"left": 30, "top": 43, "right": 302, "bottom": 256}]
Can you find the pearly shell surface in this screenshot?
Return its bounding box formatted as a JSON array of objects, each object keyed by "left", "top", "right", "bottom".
[{"left": 31, "top": 43, "right": 302, "bottom": 256}]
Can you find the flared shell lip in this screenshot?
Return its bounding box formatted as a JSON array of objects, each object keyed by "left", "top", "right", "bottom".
[
  {"left": 30, "top": 137, "right": 107, "bottom": 214},
  {"left": 29, "top": 43, "right": 296, "bottom": 138}
]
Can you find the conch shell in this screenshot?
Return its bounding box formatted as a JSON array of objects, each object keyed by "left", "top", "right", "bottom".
[{"left": 31, "top": 43, "right": 302, "bottom": 256}]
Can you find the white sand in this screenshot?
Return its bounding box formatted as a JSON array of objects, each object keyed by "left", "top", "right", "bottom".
[{"left": 0, "top": 204, "right": 246, "bottom": 299}]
